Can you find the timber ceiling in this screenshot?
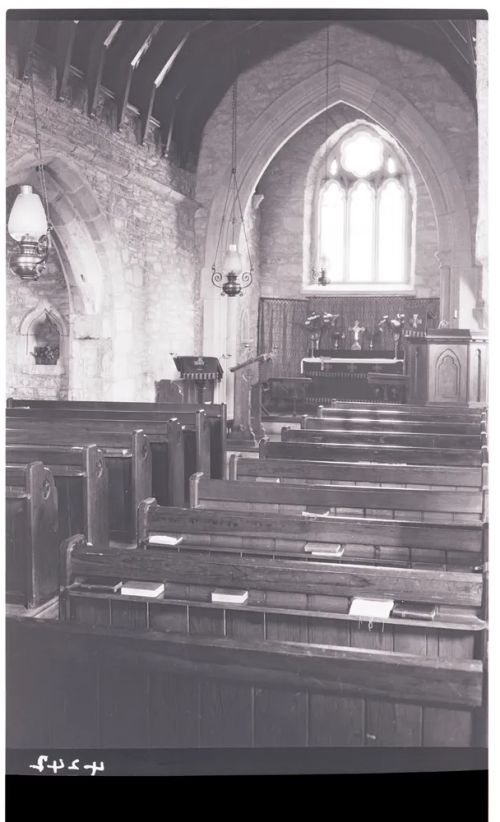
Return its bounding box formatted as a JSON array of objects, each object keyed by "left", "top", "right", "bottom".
[{"left": 8, "top": 17, "right": 478, "bottom": 171}]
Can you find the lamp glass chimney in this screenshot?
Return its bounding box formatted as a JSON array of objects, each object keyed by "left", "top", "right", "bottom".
[{"left": 8, "top": 185, "right": 48, "bottom": 242}]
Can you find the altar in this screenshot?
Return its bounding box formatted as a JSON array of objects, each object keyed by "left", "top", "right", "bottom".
[{"left": 301, "top": 352, "right": 405, "bottom": 404}]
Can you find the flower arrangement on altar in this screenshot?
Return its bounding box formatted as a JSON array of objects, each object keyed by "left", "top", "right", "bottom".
[
  {"left": 378, "top": 314, "right": 405, "bottom": 358},
  {"left": 303, "top": 311, "right": 339, "bottom": 357}
]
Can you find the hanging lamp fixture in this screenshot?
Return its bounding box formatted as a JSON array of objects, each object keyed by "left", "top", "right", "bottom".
[
  {"left": 312, "top": 26, "right": 331, "bottom": 288},
  {"left": 7, "top": 49, "right": 53, "bottom": 280},
  {"left": 211, "top": 79, "right": 253, "bottom": 297}
]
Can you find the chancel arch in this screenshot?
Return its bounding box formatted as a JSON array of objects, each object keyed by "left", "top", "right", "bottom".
[{"left": 200, "top": 62, "right": 478, "bottom": 402}]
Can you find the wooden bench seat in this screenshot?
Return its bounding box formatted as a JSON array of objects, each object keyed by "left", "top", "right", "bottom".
[
  {"left": 133, "top": 499, "right": 485, "bottom": 570},
  {"left": 7, "top": 398, "right": 227, "bottom": 480},
  {"left": 189, "top": 472, "right": 484, "bottom": 522},
  {"left": 47, "top": 532, "right": 485, "bottom": 748},
  {"left": 281, "top": 425, "right": 482, "bottom": 450},
  {"left": 261, "top": 438, "right": 484, "bottom": 467},
  {"left": 6, "top": 614, "right": 485, "bottom": 748},
  {"left": 302, "top": 414, "right": 483, "bottom": 435},
  {"left": 6, "top": 461, "right": 58, "bottom": 608},
  {"left": 7, "top": 425, "right": 153, "bottom": 542},
  {"left": 319, "top": 403, "right": 485, "bottom": 423},
  {"left": 7, "top": 444, "right": 109, "bottom": 551},
  {"left": 7, "top": 407, "right": 210, "bottom": 503},
  {"left": 229, "top": 454, "right": 485, "bottom": 491}
]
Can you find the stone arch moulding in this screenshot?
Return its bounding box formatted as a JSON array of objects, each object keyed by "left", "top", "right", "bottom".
[
  {"left": 435, "top": 347, "right": 461, "bottom": 401},
  {"left": 7, "top": 152, "right": 133, "bottom": 399},
  {"left": 201, "top": 61, "right": 476, "bottom": 331}
]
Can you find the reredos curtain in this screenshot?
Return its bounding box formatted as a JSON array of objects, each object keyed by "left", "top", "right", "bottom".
[{"left": 257, "top": 298, "right": 308, "bottom": 377}]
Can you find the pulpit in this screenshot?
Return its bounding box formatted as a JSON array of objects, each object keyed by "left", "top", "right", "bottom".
[
  {"left": 228, "top": 352, "right": 273, "bottom": 449},
  {"left": 406, "top": 329, "right": 487, "bottom": 406},
  {"left": 173, "top": 356, "right": 223, "bottom": 404}
]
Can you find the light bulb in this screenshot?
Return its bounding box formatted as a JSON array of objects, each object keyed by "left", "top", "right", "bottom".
[
  {"left": 222, "top": 243, "right": 243, "bottom": 275},
  {"left": 8, "top": 185, "right": 48, "bottom": 242}
]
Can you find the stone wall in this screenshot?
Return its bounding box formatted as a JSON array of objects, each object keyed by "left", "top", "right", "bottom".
[
  {"left": 6, "top": 41, "right": 199, "bottom": 401},
  {"left": 258, "top": 104, "right": 440, "bottom": 299},
  {"left": 6, "top": 188, "right": 71, "bottom": 399},
  {"left": 196, "top": 22, "right": 479, "bottom": 336}
]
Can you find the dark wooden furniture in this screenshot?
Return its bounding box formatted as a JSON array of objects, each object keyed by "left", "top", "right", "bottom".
[
  {"left": 281, "top": 425, "right": 482, "bottom": 450},
  {"left": 6, "top": 461, "right": 58, "bottom": 608},
  {"left": 367, "top": 371, "right": 409, "bottom": 403},
  {"left": 7, "top": 444, "right": 109, "bottom": 552},
  {"left": 7, "top": 399, "right": 227, "bottom": 481},
  {"left": 7, "top": 424, "right": 153, "bottom": 542},
  {"left": 173, "top": 355, "right": 223, "bottom": 404},
  {"left": 262, "top": 438, "right": 483, "bottom": 467},
  {"left": 301, "top": 351, "right": 404, "bottom": 404},
  {"left": 406, "top": 330, "right": 487, "bottom": 407},
  {"left": 189, "top": 472, "right": 484, "bottom": 523}
]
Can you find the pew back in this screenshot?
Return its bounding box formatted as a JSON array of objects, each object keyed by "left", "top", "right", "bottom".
[
  {"left": 282, "top": 425, "right": 482, "bottom": 450},
  {"left": 189, "top": 472, "right": 483, "bottom": 522},
  {"left": 6, "top": 444, "right": 109, "bottom": 551},
  {"left": 6, "top": 461, "right": 58, "bottom": 608},
  {"left": 261, "top": 438, "right": 483, "bottom": 467},
  {"left": 7, "top": 425, "right": 153, "bottom": 540}
]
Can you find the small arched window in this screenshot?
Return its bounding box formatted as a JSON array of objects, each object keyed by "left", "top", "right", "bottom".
[{"left": 310, "top": 123, "right": 415, "bottom": 291}]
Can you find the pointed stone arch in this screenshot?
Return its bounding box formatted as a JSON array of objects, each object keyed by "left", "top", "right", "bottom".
[
  {"left": 7, "top": 154, "right": 134, "bottom": 398},
  {"left": 202, "top": 61, "right": 476, "bottom": 331}
]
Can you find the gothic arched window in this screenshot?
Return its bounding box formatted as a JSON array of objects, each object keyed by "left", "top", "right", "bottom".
[{"left": 310, "top": 123, "right": 415, "bottom": 291}]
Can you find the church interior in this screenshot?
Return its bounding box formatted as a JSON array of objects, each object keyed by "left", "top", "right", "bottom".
[{"left": 5, "top": 12, "right": 488, "bottom": 761}]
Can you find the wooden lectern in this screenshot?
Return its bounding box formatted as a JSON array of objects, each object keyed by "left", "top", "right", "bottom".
[{"left": 228, "top": 352, "right": 274, "bottom": 450}]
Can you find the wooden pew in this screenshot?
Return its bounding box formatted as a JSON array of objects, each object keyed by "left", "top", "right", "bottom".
[
  {"left": 318, "top": 403, "right": 485, "bottom": 423},
  {"left": 281, "top": 425, "right": 482, "bottom": 451},
  {"left": 7, "top": 398, "right": 227, "bottom": 480},
  {"left": 229, "top": 454, "right": 485, "bottom": 492},
  {"left": 189, "top": 472, "right": 484, "bottom": 523},
  {"left": 6, "top": 613, "right": 485, "bottom": 749},
  {"left": 7, "top": 407, "right": 211, "bottom": 499},
  {"left": 6, "top": 444, "right": 109, "bottom": 552},
  {"left": 261, "top": 438, "right": 484, "bottom": 467},
  {"left": 7, "top": 425, "right": 154, "bottom": 542},
  {"left": 301, "top": 414, "right": 483, "bottom": 435},
  {"left": 6, "top": 461, "right": 58, "bottom": 608},
  {"left": 48, "top": 532, "right": 485, "bottom": 748},
  {"left": 132, "top": 499, "right": 485, "bottom": 570}
]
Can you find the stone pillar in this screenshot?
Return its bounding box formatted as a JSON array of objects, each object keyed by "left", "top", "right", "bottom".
[{"left": 435, "top": 249, "right": 453, "bottom": 326}]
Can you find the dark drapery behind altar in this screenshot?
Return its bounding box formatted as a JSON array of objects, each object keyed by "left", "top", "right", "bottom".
[
  {"left": 258, "top": 295, "right": 439, "bottom": 377},
  {"left": 257, "top": 298, "right": 308, "bottom": 377}
]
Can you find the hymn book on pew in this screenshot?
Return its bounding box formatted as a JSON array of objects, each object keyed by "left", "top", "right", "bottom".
[
  {"left": 391, "top": 603, "right": 436, "bottom": 621},
  {"left": 146, "top": 534, "right": 184, "bottom": 547},
  {"left": 121, "top": 581, "right": 165, "bottom": 598},
  {"left": 349, "top": 598, "right": 395, "bottom": 619},
  {"left": 304, "top": 542, "right": 344, "bottom": 557},
  {"left": 211, "top": 589, "right": 249, "bottom": 605}
]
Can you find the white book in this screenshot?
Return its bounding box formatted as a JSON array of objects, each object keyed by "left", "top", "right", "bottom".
[
  {"left": 147, "top": 534, "right": 183, "bottom": 547},
  {"left": 349, "top": 597, "right": 394, "bottom": 619},
  {"left": 211, "top": 588, "right": 249, "bottom": 605},
  {"left": 122, "top": 580, "right": 165, "bottom": 598},
  {"left": 304, "top": 542, "right": 343, "bottom": 556}
]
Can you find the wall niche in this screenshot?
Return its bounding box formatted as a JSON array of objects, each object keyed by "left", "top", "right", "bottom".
[{"left": 15, "top": 301, "right": 69, "bottom": 398}]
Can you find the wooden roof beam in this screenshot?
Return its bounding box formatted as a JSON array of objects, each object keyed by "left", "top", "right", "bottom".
[
  {"left": 12, "top": 20, "right": 38, "bottom": 80},
  {"left": 114, "top": 21, "right": 163, "bottom": 132},
  {"left": 55, "top": 20, "right": 79, "bottom": 101},
  {"left": 86, "top": 20, "right": 122, "bottom": 118},
  {"left": 133, "top": 20, "right": 203, "bottom": 145}
]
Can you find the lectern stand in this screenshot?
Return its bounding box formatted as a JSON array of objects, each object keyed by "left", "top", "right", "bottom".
[
  {"left": 173, "top": 356, "right": 223, "bottom": 404},
  {"left": 228, "top": 352, "right": 273, "bottom": 450}
]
